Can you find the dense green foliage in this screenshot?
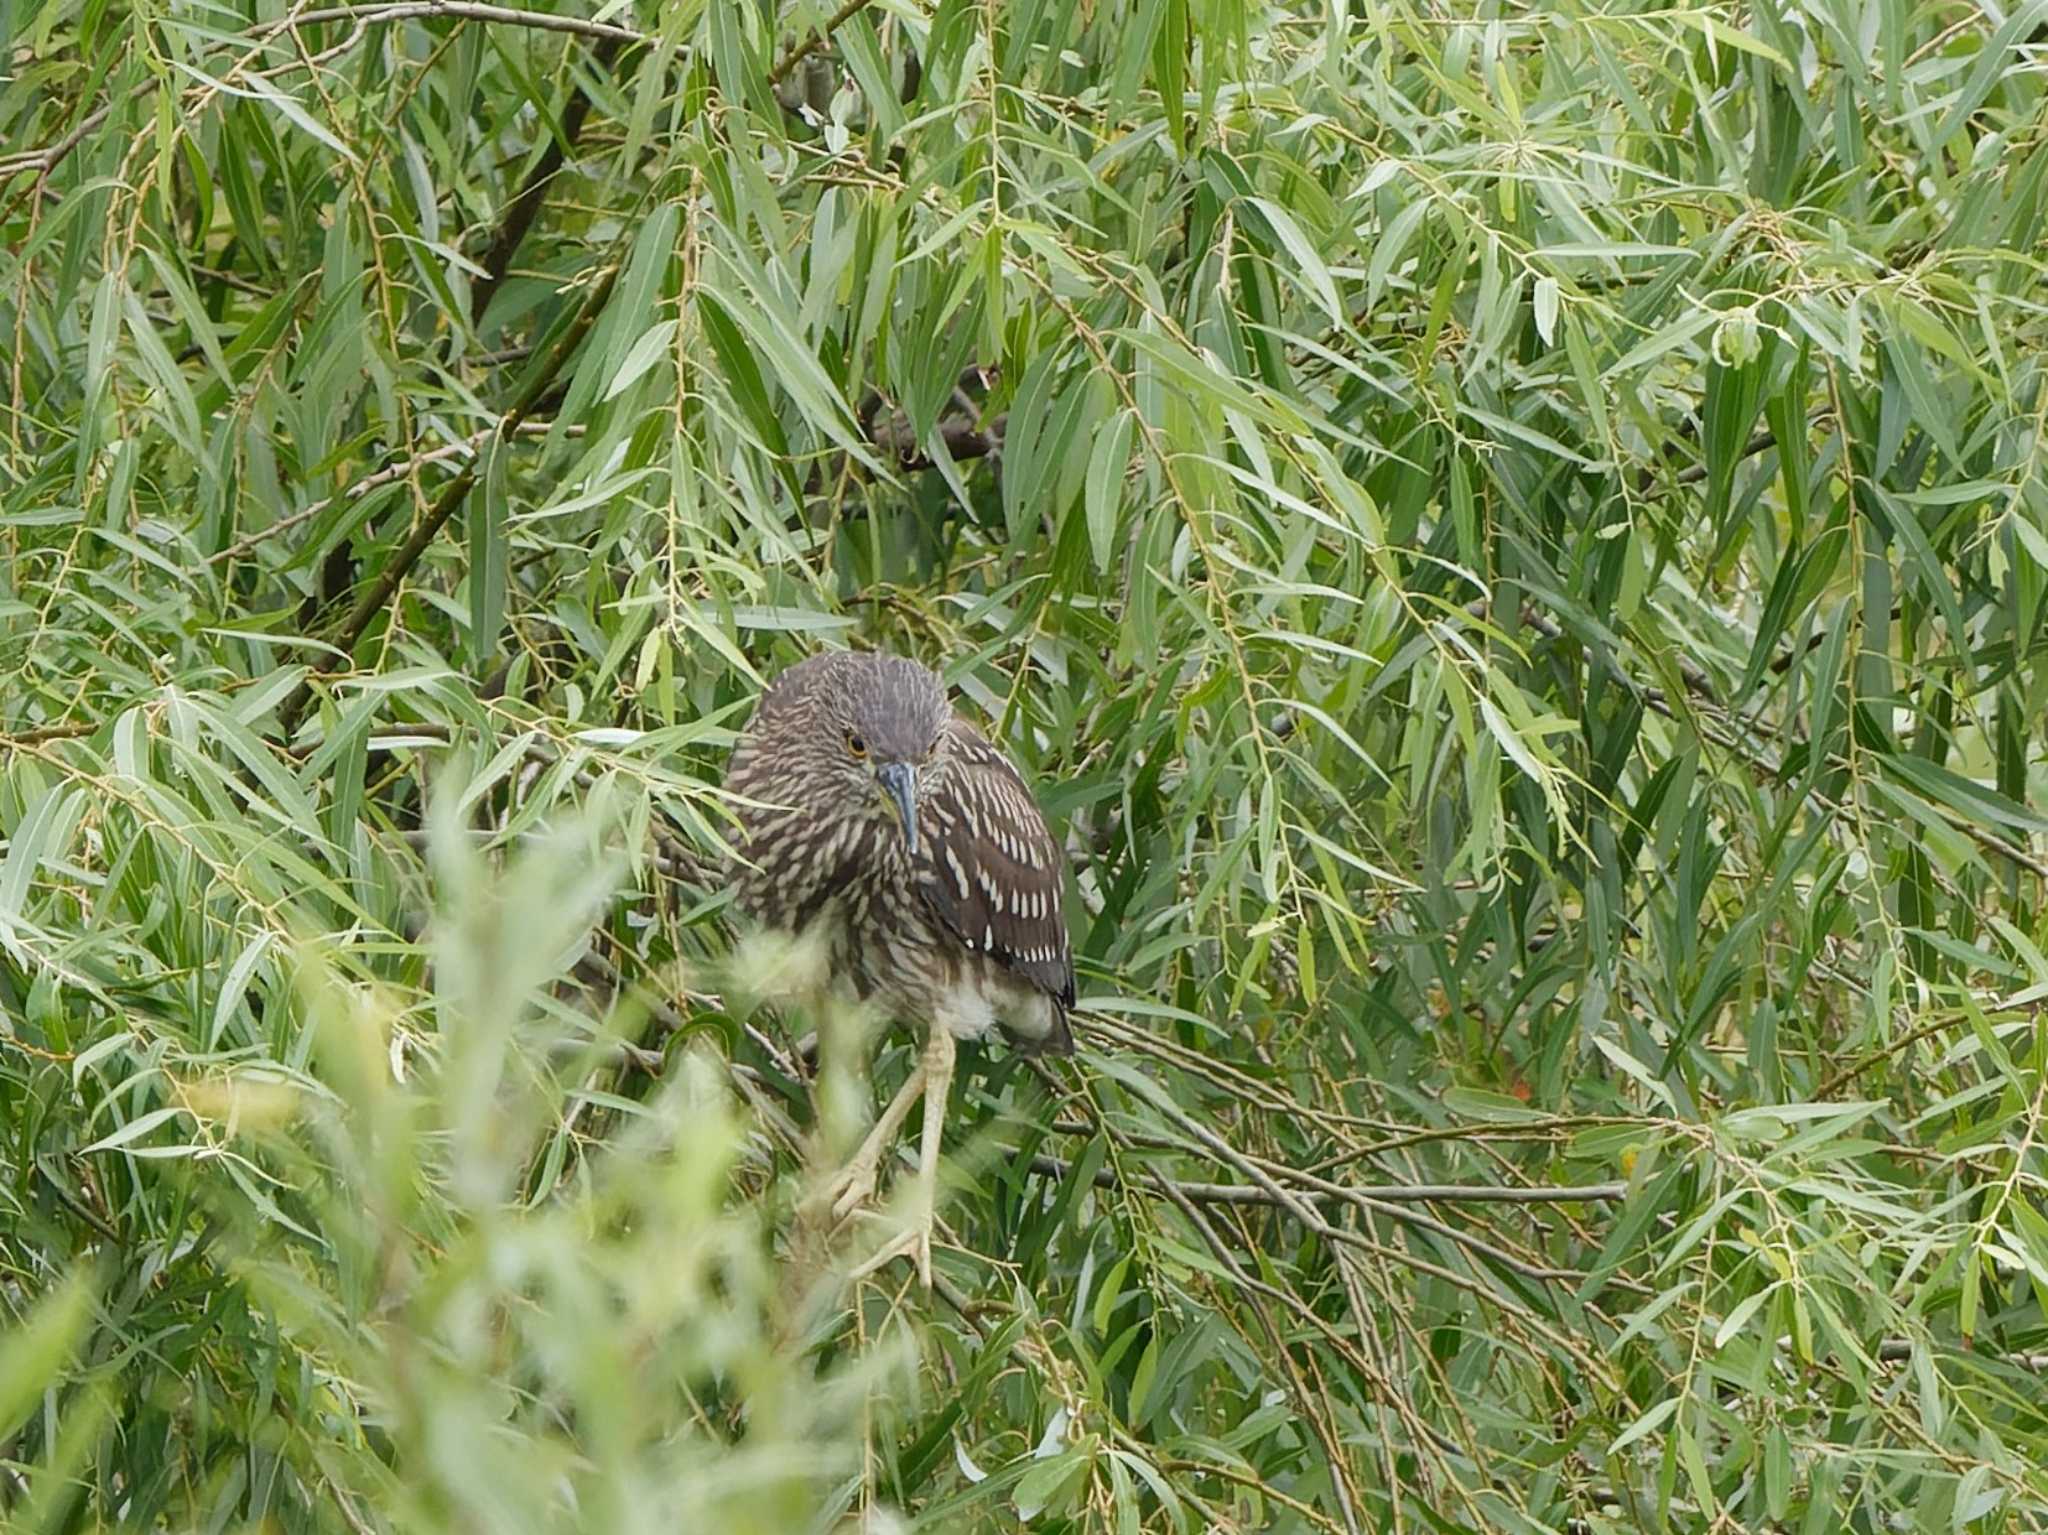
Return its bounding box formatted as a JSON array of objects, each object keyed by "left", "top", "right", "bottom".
[{"left": 4, "top": 0, "right": 2048, "bottom": 1527}]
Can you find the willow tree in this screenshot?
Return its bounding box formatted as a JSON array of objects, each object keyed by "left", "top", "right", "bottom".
[{"left": 2, "top": 0, "right": 2045, "bottom": 1529}]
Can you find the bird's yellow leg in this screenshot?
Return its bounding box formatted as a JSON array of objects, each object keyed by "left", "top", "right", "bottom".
[
  {"left": 806, "top": 1060, "right": 927, "bottom": 1224},
  {"left": 848, "top": 1025, "right": 955, "bottom": 1288},
  {"left": 908, "top": 1025, "right": 956, "bottom": 1286}
]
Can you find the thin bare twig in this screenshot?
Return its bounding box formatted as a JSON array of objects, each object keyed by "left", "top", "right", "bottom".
[
  {"left": 1147, "top": 1177, "right": 1369, "bottom": 1535},
  {"left": 0, "top": 722, "right": 101, "bottom": 748},
  {"left": 1814, "top": 1005, "right": 2036, "bottom": 1099},
  {"left": 471, "top": 32, "right": 628, "bottom": 325},
  {"left": 1876, "top": 1339, "right": 2048, "bottom": 1371},
  {"left": 277, "top": 263, "right": 618, "bottom": 733},
  {"left": 1024, "top": 1152, "right": 1624, "bottom": 1207},
  {"left": 1506, "top": 598, "right": 2048, "bottom": 882},
  {"left": 249, "top": 2, "right": 641, "bottom": 45},
  {"left": 768, "top": 0, "right": 882, "bottom": 87},
  {"left": 208, "top": 422, "right": 573, "bottom": 566},
  {"left": 0, "top": 99, "right": 120, "bottom": 228},
  {"left": 0, "top": 104, "right": 112, "bottom": 180}
]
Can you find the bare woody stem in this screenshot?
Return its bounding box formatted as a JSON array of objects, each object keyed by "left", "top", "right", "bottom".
[
  {"left": 471, "top": 32, "right": 628, "bottom": 327},
  {"left": 768, "top": 0, "right": 881, "bottom": 86},
  {"left": 278, "top": 264, "right": 618, "bottom": 735},
  {"left": 1027, "top": 1152, "right": 1626, "bottom": 1206}
]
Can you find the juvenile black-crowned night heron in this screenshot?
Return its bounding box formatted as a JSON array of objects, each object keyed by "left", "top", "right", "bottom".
[{"left": 725, "top": 650, "right": 1074, "bottom": 1283}]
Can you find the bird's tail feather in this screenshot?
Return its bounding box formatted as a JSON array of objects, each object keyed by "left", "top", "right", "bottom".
[{"left": 1005, "top": 1008, "right": 1075, "bottom": 1058}]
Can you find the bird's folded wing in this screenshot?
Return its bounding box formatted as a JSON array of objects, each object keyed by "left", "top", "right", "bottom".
[{"left": 915, "top": 718, "right": 1075, "bottom": 1007}]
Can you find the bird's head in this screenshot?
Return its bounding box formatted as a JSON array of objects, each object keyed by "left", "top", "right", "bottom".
[{"left": 819, "top": 655, "right": 950, "bottom": 855}]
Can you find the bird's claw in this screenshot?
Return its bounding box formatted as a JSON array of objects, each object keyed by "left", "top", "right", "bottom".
[
  {"left": 797, "top": 1029, "right": 952, "bottom": 1292},
  {"left": 848, "top": 1217, "right": 935, "bottom": 1288},
  {"left": 831, "top": 1174, "right": 874, "bottom": 1224},
  {"left": 801, "top": 1158, "right": 938, "bottom": 1288},
  {"left": 800, "top": 1156, "right": 880, "bottom": 1229}
]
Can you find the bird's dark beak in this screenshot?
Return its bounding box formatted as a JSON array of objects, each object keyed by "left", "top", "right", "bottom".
[{"left": 876, "top": 761, "right": 918, "bottom": 855}]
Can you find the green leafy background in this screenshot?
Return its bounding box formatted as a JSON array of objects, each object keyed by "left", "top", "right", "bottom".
[{"left": 3, "top": 0, "right": 2047, "bottom": 1528}]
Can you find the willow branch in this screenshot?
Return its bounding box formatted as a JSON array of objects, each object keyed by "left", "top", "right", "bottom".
[
  {"left": 251, "top": 3, "right": 642, "bottom": 44},
  {"left": 1025, "top": 1153, "right": 1623, "bottom": 1207},
  {"left": 210, "top": 422, "right": 578, "bottom": 567},
  {"left": 768, "top": 0, "right": 881, "bottom": 87},
  {"left": 277, "top": 265, "right": 617, "bottom": 733},
  {"left": 471, "top": 32, "right": 628, "bottom": 325}
]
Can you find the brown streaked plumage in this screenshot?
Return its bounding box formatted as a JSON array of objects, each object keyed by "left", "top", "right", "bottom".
[{"left": 724, "top": 650, "right": 1075, "bottom": 1282}]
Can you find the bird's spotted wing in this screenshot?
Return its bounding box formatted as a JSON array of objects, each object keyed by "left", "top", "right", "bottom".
[{"left": 915, "top": 716, "right": 1075, "bottom": 1008}]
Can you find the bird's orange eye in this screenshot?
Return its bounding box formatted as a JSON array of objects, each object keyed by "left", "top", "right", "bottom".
[{"left": 846, "top": 731, "right": 867, "bottom": 758}]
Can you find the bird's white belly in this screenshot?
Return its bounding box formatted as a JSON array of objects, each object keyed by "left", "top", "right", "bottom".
[
  {"left": 782, "top": 887, "right": 1060, "bottom": 1049},
  {"left": 931, "top": 969, "right": 1059, "bottom": 1045}
]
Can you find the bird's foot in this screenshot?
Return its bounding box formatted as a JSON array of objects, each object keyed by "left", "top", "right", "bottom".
[
  {"left": 799, "top": 1062, "right": 929, "bottom": 1231},
  {"left": 847, "top": 1205, "right": 936, "bottom": 1288},
  {"left": 801, "top": 1151, "right": 884, "bottom": 1229}
]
